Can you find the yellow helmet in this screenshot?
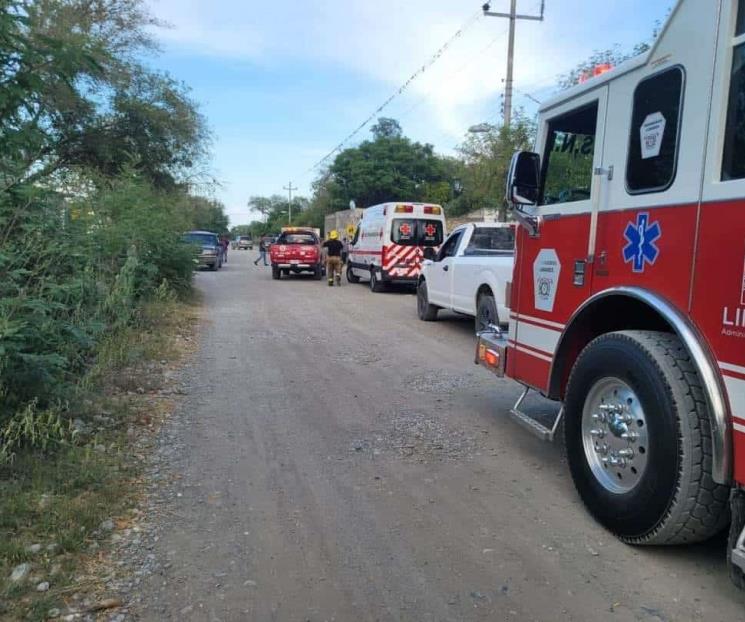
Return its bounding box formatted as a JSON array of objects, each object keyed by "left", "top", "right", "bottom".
[{"left": 329, "top": 230, "right": 339, "bottom": 240}]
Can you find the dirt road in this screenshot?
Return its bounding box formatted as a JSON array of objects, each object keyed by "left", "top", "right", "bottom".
[{"left": 133, "top": 250, "right": 744, "bottom": 621}]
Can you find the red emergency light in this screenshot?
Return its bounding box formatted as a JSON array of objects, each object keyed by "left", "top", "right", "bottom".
[
  {"left": 395, "top": 204, "right": 414, "bottom": 213},
  {"left": 578, "top": 63, "right": 614, "bottom": 84},
  {"left": 423, "top": 205, "right": 442, "bottom": 215}
]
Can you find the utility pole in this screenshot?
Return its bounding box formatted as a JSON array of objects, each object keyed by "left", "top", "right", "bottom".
[
  {"left": 283, "top": 181, "right": 297, "bottom": 224},
  {"left": 482, "top": 1, "right": 544, "bottom": 127}
]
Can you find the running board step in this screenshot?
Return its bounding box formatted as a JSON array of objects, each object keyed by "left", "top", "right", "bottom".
[{"left": 508, "top": 387, "right": 563, "bottom": 443}]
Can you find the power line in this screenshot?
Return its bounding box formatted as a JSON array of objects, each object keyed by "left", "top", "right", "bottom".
[
  {"left": 307, "top": 8, "right": 484, "bottom": 172},
  {"left": 396, "top": 25, "right": 510, "bottom": 122}
]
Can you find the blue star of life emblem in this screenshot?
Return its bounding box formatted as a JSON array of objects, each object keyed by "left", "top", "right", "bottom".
[{"left": 623, "top": 212, "right": 661, "bottom": 273}]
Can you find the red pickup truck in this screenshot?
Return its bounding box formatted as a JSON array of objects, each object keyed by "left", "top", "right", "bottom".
[{"left": 270, "top": 229, "right": 323, "bottom": 280}]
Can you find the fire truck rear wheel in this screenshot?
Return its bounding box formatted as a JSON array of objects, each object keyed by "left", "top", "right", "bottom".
[
  {"left": 564, "top": 330, "right": 729, "bottom": 545},
  {"left": 416, "top": 280, "right": 439, "bottom": 321},
  {"left": 729, "top": 490, "right": 745, "bottom": 589}
]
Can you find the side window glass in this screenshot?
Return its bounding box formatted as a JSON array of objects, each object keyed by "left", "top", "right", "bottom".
[
  {"left": 723, "top": 44, "right": 745, "bottom": 180},
  {"left": 626, "top": 67, "right": 684, "bottom": 193},
  {"left": 738, "top": 0, "right": 745, "bottom": 36},
  {"left": 436, "top": 232, "right": 462, "bottom": 261},
  {"left": 540, "top": 102, "right": 599, "bottom": 206}
]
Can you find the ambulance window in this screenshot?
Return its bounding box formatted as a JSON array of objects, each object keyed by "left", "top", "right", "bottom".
[
  {"left": 391, "top": 219, "right": 417, "bottom": 245},
  {"left": 626, "top": 67, "right": 684, "bottom": 193},
  {"left": 419, "top": 220, "right": 444, "bottom": 246},
  {"left": 722, "top": 44, "right": 745, "bottom": 180},
  {"left": 540, "top": 102, "right": 598, "bottom": 206}
]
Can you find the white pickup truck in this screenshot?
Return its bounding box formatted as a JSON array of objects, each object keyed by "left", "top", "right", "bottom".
[{"left": 417, "top": 222, "right": 515, "bottom": 332}]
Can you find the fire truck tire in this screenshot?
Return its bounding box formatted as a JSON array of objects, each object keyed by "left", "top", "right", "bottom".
[
  {"left": 271, "top": 266, "right": 280, "bottom": 280},
  {"left": 369, "top": 269, "right": 385, "bottom": 293},
  {"left": 347, "top": 264, "right": 360, "bottom": 284},
  {"left": 728, "top": 491, "right": 745, "bottom": 589},
  {"left": 564, "top": 330, "right": 730, "bottom": 545},
  {"left": 416, "top": 280, "right": 439, "bottom": 321},
  {"left": 475, "top": 292, "right": 498, "bottom": 334}
]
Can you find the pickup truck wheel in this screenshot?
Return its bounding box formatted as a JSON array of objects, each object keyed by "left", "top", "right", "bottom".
[
  {"left": 475, "top": 292, "right": 498, "bottom": 333},
  {"left": 369, "top": 269, "right": 385, "bottom": 293},
  {"left": 417, "top": 280, "right": 439, "bottom": 321},
  {"left": 271, "top": 266, "right": 280, "bottom": 280},
  {"left": 314, "top": 264, "right": 323, "bottom": 280},
  {"left": 564, "top": 330, "right": 729, "bottom": 545},
  {"left": 347, "top": 264, "right": 360, "bottom": 284}
]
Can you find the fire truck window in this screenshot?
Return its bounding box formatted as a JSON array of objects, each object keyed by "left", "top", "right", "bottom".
[
  {"left": 540, "top": 102, "right": 598, "bottom": 206},
  {"left": 723, "top": 44, "right": 745, "bottom": 181},
  {"left": 626, "top": 67, "right": 684, "bottom": 193}
]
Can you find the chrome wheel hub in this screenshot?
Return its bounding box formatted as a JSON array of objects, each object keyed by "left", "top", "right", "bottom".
[{"left": 581, "top": 378, "right": 649, "bottom": 494}]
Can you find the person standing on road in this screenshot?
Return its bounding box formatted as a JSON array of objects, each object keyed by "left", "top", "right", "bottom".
[
  {"left": 322, "top": 230, "right": 344, "bottom": 286},
  {"left": 254, "top": 236, "right": 269, "bottom": 266}
]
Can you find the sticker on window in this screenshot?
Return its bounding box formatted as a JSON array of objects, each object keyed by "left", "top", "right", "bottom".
[
  {"left": 399, "top": 222, "right": 413, "bottom": 238},
  {"left": 640, "top": 112, "right": 666, "bottom": 159}
]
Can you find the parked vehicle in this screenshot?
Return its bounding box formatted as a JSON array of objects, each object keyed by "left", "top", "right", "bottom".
[
  {"left": 269, "top": 228, "right": 323, "bottom": 280},
  {"left": 347, "top": 202, "right": 446, "bottom": 292},
  {"left": 475, "top": 0, "right": 745, "bottom": 588},
  {"left": 182, "top": 230, "right": 223, "bottom": 271},
  {"left": 237, "top": 235, "right": 254, "bottom": 250},
  {"left": 417, "top": 223, "right": 514, "bottom": 332},
  {"left": 231, "top": 237, "right": 240, "bottom": 250}
]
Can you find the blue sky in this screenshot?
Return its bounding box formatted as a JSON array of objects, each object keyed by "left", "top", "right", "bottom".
[{"left": 144, "top": 0, "right": 673, "bottom": 226}]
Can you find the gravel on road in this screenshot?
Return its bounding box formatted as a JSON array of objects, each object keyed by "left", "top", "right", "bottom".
[{"left": 119, "top": 250, "right": 744, "bottom": 621}]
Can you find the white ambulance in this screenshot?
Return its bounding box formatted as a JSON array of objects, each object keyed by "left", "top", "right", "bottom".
[{"left": 346, "top": 202, "right": 446, "bottom": 292}]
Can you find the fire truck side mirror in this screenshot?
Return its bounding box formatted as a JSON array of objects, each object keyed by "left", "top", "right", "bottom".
[{"left": 506, "top": 151, "right": 540, "bottom": 206}]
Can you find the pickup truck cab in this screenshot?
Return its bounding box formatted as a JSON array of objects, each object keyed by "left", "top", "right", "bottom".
[
  {"left": 269, "top": 228, "right": 323, "bottom": 280},
  {"left": 417, "top": 222, "right": 514, "bottom": 332}
]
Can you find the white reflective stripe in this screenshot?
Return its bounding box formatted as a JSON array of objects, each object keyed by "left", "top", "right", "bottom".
[
  {"left": 508, "top": 317, "right": 518, "bottom": 337},
  {"left": 513, "top": 313, "right": 566, "bottom": 331},
  {"left": 734, "top": 423, "right": 745, "bottom": 434},
  {"left": 720, "top": 361, "right": 745, "bottom": 376},
  {"left": 514, "top": 321, "right": 560, "bottom": 357},
  {"left": 515, "top": 345, "right": 553, "bottom": 363},
  {"left": 723, "top": 375, "right": 745, "bottom": 423}
]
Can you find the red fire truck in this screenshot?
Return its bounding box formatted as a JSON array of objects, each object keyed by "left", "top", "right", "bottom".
[{"left": 476, "top": 0, "right": 745, "bottom": 587}]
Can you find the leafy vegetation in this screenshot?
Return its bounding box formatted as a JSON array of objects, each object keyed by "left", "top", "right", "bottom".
[{"left": 0, "top": 0, "right": 227, "bottom": 463}]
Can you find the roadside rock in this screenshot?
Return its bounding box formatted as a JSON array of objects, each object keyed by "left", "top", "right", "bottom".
[
  {"left": 10, "top": 563, "right": 31, "bottom": 583},
  {"left": 36, "top": 581, "right": 50, "bottom": 592}
]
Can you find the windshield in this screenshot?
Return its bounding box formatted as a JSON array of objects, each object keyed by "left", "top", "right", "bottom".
[
  {"left": 391, "top": 219, "right": 444, "bottom": 247},
  {"left": 183, "top": 233, "right": 218, "bottom": 246},
  {"left": 277, "top": 233, "right": 317, "bottom": 245},
  {"left": 465, "top": 227, "right": 515, "bottom": 255}
]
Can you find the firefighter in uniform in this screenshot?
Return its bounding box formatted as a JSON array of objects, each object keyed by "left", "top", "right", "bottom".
[{"left": 322, "top": 230, "right": 344, "bottom": 286}]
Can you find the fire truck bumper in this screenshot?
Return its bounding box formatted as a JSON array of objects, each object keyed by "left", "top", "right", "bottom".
[{"left": 475, "top": 329, "right": 508, "bottom": 377}]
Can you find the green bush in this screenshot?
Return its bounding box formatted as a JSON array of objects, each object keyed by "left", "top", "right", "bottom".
[{"left": 0, "top": 173, "right": 202, "bottom": 461}]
